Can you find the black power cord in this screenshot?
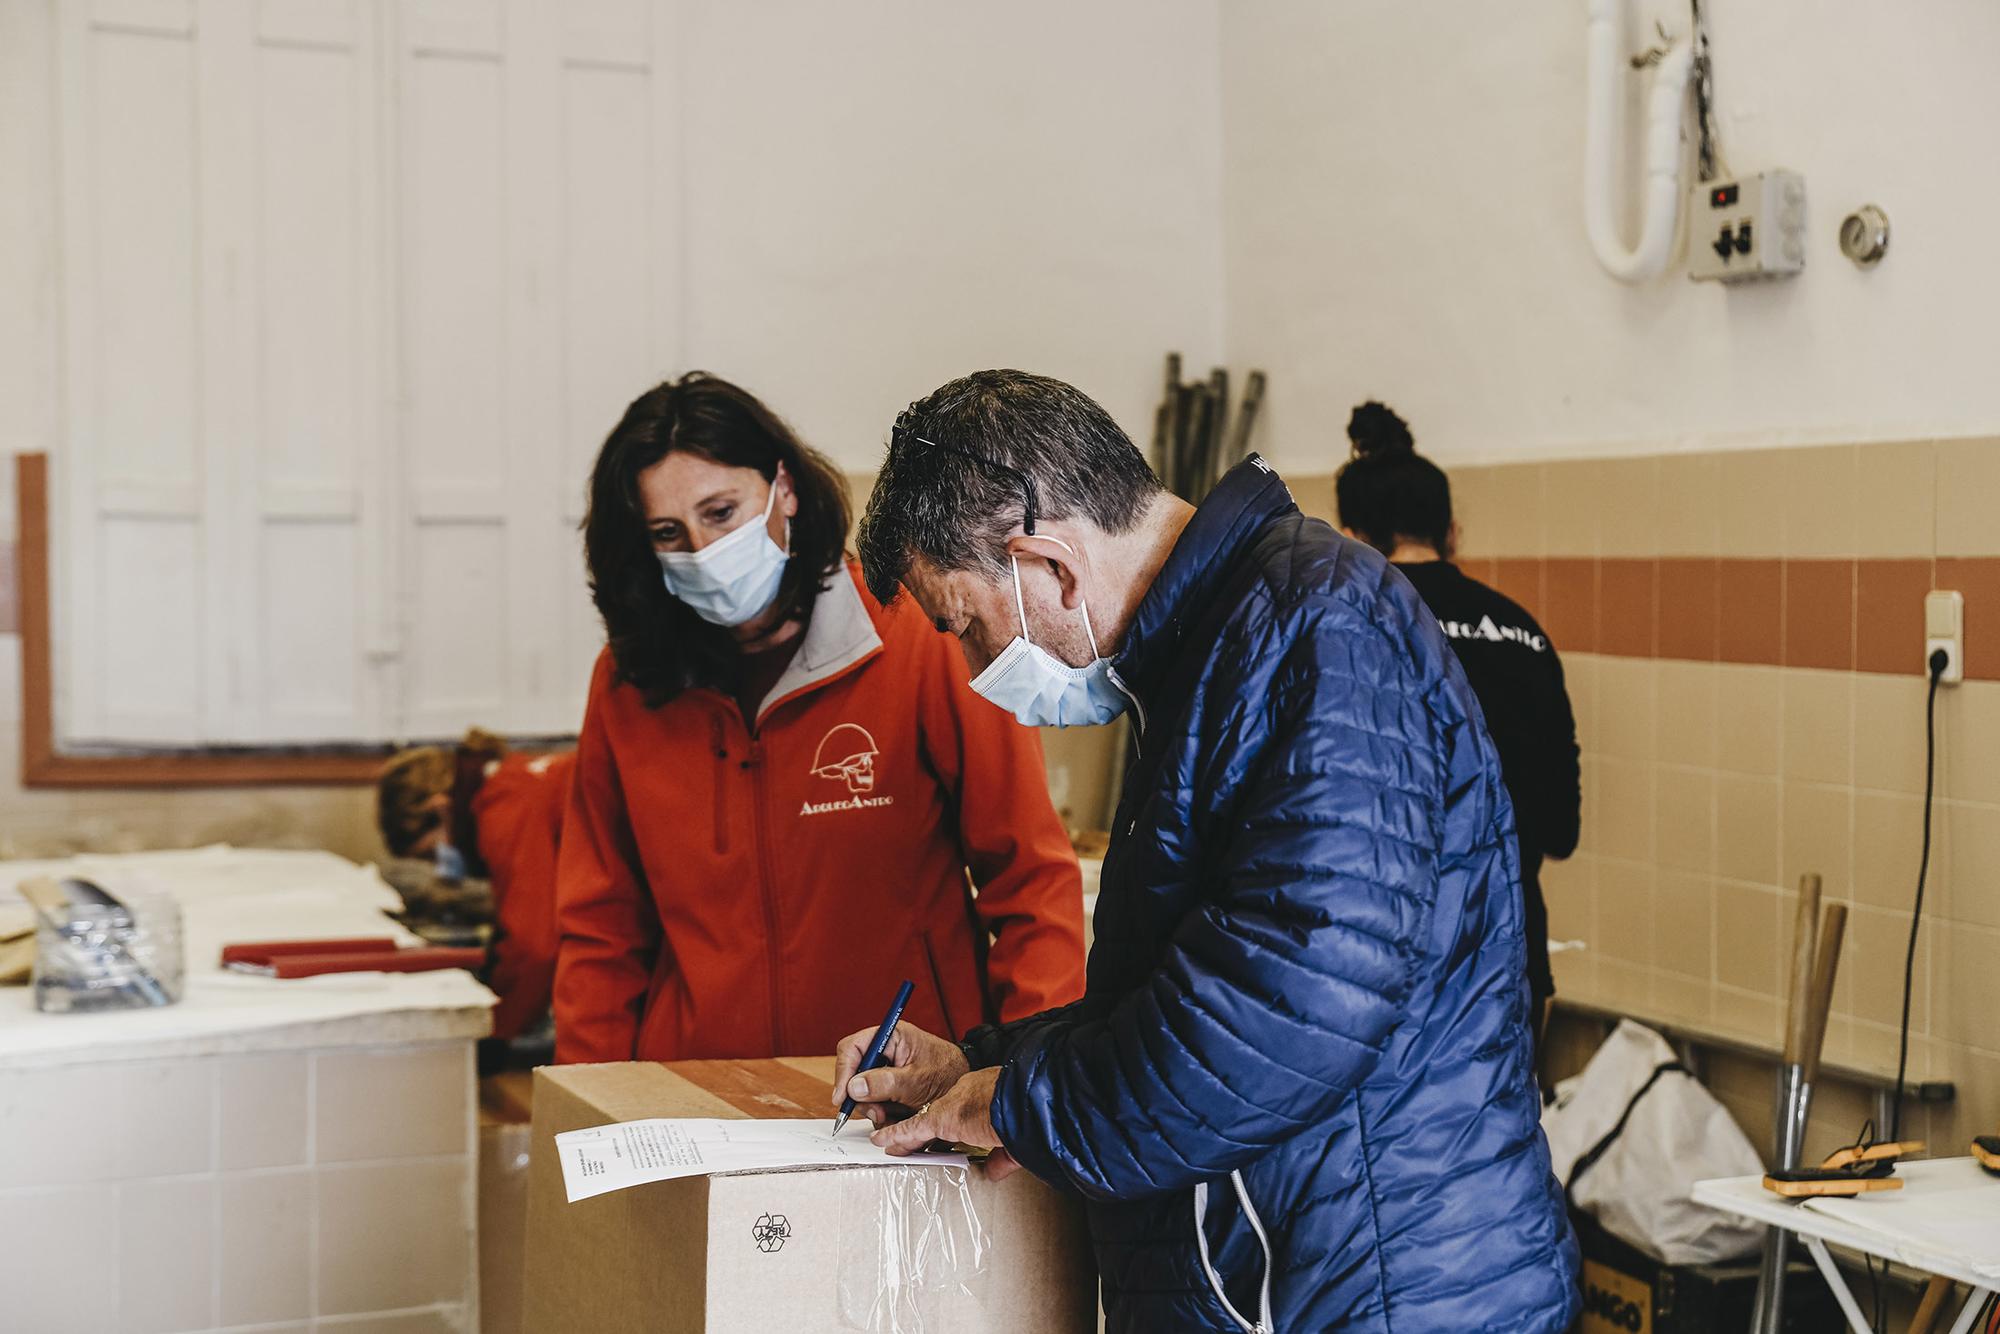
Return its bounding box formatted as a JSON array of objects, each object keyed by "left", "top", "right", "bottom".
[
  {"left": 1689, "top": 0, "right": 1727, "bottom": 183},
  {"left": 1891, "top": 648, "right": 1950, "bottom": 1142}
]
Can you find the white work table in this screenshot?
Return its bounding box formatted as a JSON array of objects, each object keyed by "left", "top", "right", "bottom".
[
  {"left": 0, "top": 845, "right": 496, "bottom": 1331},
  {"left": 1694, "top": 1158, "right": 2000, "bottom": 1334},
  {"left": 0, "top": 843, "right": 492, "bottom": 1069}
]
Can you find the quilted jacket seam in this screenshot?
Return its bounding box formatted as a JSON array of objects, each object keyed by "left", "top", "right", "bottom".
[
  {"left": 1352, "top": 1089, "right": 1395, "bottom": 1332},
  {"left": 1176, "top": 980, "right": 1374, "bottom": 1106}
]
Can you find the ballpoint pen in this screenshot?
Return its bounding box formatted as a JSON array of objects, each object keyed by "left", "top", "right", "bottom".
[{"left": 832, "top": 978, "right": 915, "bottom": 1136}]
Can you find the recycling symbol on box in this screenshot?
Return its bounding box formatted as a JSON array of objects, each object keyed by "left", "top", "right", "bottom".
[{"left": 752, "top": 1213, "right": 791, "bottom": 1253}]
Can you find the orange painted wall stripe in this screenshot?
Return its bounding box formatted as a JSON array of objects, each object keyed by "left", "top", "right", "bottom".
[{"left": 1458, "top": 555, "right": 2000, "bottom": 681}]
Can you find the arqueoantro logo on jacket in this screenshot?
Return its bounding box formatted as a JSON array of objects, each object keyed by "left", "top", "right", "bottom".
[{"left": 801, "top": 723, "right": 894, "bottom": 816}]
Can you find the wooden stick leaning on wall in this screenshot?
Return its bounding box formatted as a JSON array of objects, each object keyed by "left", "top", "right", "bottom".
[
  {"left": 1784, "top": 873, "right": 1823, "bottom": 1072},
  {"left": 1906, "top": 1275, "right": 1956, "bottom": 1334},
  {"left": 1751, "top": 872, "right": 1824, "bottom": 1334},
  {"left": 1801, "top": 901, "right": 1846, "bottom": 1091}
]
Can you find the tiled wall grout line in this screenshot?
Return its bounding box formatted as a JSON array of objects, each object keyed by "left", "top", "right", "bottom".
[
  {"left": 211, "top": 1059, "right": 224, "bottom": 1331},
  {"left": 307, "top": 1050, "right": 319, "bottom": 1324},
  {"left": 460, "top": 1040, "right": 480, "bottom": 1328}
]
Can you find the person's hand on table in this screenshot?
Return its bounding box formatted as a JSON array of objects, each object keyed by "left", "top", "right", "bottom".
[{"left": 869, "top": 1067, "right": 1020, "bottom": 1181}]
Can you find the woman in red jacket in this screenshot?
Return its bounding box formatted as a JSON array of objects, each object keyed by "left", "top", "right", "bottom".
[
  {"left": 555, "top": 372, "right": 1087, "bottom": 1064},
  {"left": 377, "top": 729, "right": 574, "bottom": 1044}
]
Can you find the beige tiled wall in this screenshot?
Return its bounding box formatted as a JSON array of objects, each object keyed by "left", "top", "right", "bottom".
[
  {"left": 0, "top": 1042, "right": 478, "bottom": 1333},
  {"left": 1427, "top": 438, "right": 2000, "bottom": 1164}
]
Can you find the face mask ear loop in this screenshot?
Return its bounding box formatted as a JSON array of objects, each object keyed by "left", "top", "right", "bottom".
[
  {"left": 1031, "top": 534, "right": 1099, "bottom": 661},
  {"left": 1008, "top": 556, "right": 1031, "bottom": 648},
  {"left": 767, "top": 464, "right": 790, "bottom": 556}
]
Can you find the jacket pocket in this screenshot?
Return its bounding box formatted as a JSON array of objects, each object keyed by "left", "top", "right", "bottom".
[{"left": 1193, "top": 1172, "right": 1277, "bottom": 1334}]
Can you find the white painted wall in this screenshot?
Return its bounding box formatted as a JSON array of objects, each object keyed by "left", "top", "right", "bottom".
[
  {"left": 0, "top": 0, "right": 58, "bottom": 483},
  {"left": 1220, "top": 0, "right": 2000, "bottom": 469},
  {"left": 676, "top": 0, "right": 1225, "bottom": 464}
]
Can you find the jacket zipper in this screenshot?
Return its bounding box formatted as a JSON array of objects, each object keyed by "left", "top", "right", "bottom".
[
  {"left": 920, "top": 930, "right": 957, "bottom": 1039},
  {"left": 710, "top": 713, "right": 730, "bottom": 854},
  {"left": 744, "top": 736, "right": 787, "bottom": 1053},
  {"left": 1193, "top": 1171, "right": 1276, "bottom": 1334},
  {"left": 1108, "top": 664, "right": 1147, "bottom": 741},
  {"left": 1108, "top": 665, "right": 1151, "bottom": 838}
]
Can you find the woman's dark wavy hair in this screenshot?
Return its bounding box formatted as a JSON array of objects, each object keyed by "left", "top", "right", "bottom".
[
  {"left": 1334, "top": 400, "right": 1455, "bottom": 559},
  {"left": 583, "top": 372, "right": 850, "bottom": 706}
]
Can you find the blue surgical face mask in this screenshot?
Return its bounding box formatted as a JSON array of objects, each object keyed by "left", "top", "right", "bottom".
[
  {"left": 968, "top": 539, "right": 1129, "bottom": 728},
  {"left": 434, "top": 841, "right": 468, "bottom": 882},
  {"left": 658, "top": 470, "right": 789, "bottom": 627}
]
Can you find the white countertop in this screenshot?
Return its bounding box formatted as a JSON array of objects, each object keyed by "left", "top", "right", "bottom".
[{"left": 0, "top": 845, "right": 493, "bottom": 1069}]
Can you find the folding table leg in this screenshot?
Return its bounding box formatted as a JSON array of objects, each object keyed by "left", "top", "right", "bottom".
[
  {"left": 1944, "top": 1288, "right": 1996, "bottom": 1334},
  {"left": 1801, "top": 1236, "right": 1876, "bottom": 1334}
]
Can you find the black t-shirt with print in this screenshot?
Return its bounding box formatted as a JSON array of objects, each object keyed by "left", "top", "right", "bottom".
[{"left": 1396, "top": 560, "right": 1581, "bottom": 999}]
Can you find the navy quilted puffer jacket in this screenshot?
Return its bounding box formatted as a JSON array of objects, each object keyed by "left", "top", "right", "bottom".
[{"left": 968, "top": 458, "right": 1579, "bottom": 1332}]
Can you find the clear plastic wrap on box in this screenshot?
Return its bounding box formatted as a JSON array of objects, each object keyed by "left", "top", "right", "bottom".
[{"left": 837, "top": 1163, "right": 992, "bottom": 1334}]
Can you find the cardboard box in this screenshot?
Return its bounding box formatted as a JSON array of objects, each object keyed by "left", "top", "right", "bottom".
[
  {"left": 479, "top": 1072, "right": 536, "bottom": 1334},
  {"left": 1574, "top": 1210, "right": 1836, "bottom": 1334},
  {"left": 523, "top": 1057, "right": 1097, "bottom": 1334}
]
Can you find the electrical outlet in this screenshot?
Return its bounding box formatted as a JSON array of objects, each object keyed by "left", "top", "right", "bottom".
[
  {"left": 1688, "top": 170, "right": 1807, "bottom": 284},
  {"left": 1925, "top": 589, "right": 1964, "bottom": 684}
]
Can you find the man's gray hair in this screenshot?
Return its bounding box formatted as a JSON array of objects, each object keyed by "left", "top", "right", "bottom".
[{"left": 858, "top": 370, "right": 1162, "bottom": 604}]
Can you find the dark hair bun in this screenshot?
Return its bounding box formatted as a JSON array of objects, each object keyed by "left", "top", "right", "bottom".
[{"left": 1347, "top": 401, "right": 1414, "bottom": 457}]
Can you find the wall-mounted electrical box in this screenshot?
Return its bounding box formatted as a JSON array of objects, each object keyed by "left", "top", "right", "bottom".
[{"left": 1688, "top": 170, "right": 1806, "bottom": 283}]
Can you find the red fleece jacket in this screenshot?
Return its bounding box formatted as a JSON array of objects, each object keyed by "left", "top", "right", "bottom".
[
  {"left": 470, "top": 752, "right": 575, "bottom": 1041},
  {"left": 554, "top": 565, "right": 1087, "bottom": 1063}
]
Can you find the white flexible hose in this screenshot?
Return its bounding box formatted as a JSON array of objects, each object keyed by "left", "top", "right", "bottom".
[{"left": 1584, "top": 0, "right": 1695, "bottom": 283}]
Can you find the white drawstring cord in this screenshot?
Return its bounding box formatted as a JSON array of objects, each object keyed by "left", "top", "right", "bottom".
[{"left": 1193, "top": 1172, "right": 1277, "bottom": 1334}]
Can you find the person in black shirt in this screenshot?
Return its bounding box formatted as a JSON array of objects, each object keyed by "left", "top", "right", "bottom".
[{"left": 1336, "top": 402, "right": 1581, "bottom": 1062}]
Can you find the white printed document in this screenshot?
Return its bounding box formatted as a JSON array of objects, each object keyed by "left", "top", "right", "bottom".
[{"left": 555, "top": 1118, "right": 968, "bottom": 1202}]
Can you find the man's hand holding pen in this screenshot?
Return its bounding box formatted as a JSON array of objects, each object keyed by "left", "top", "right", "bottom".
[{"left": 830, "top": 1020, "right": 1020, "bottom": 1180}]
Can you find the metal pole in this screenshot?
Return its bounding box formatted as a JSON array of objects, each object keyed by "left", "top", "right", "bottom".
[{"left": 1750, "top": 1063, "right": 1810, "bottom": 1334}]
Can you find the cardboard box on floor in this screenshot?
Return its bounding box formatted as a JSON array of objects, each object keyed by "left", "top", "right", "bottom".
[
  {"left": 523, "top": 1057, "right": 1097, "bottom": 1334},
  {"left": 479, "top": 1072, "right": 536, "bottom": 1334}
]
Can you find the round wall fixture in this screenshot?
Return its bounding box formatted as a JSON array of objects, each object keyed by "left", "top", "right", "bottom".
[{"left": 1839, "top": 204, "right": 1891, "bottom": 267}]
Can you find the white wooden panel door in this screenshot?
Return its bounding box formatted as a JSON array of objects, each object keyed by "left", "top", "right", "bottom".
[
  {"left": 57, "top": 0, "right": 212, "bottom": 744},
  {"left": 393, "top": 0, "right": 513, "bottom": 739},
  {"left": 54, "top": 0, "right": 679, "bottom": 748},
  {"left": 246, "top": 0, "right": 389, "bottom": 742},
  {"left": 58, "top": 0, "right": 391, "bottom": 746},
  {"left": 392, "top": 0, "right": 678, "bottom": 741},
  {"left": 543, "top": 0, "right": 680, "bottom": 732}
]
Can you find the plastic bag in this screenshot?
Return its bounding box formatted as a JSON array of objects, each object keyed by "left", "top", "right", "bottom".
[{"left": 1542, "top": 1019, "right": 1765, "bottom": 1265}]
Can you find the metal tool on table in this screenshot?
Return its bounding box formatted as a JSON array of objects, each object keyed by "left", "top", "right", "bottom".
[
  {"left": 19, "top": 875, "right": 181, "bottom": 1012},
  {"left": 1749, "top": 874, "right": 1847, "bottom": 1334}
]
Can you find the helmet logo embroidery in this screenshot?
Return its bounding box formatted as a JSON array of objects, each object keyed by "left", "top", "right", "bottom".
[
  {"left": 810, "top": 723, "right": 879, "bottom": 793},
  {"left": 801, "top": 724, "right": 895, "bottom": 816}
]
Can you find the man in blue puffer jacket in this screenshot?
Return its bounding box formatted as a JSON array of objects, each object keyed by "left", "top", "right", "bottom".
[{"left": 837, "top": 370, "right": 1579, "bottom": 1332}]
